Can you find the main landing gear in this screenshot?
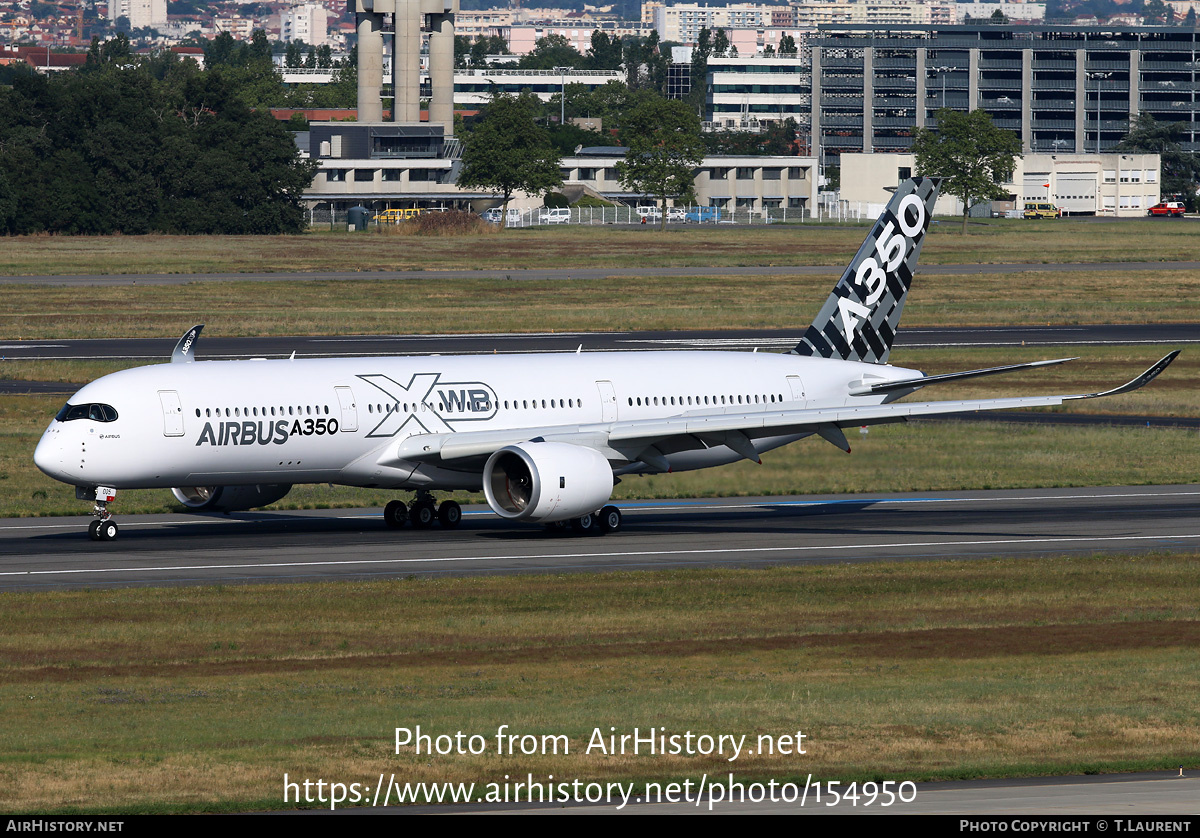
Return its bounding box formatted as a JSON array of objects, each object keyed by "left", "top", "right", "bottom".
[
  {"left": 546, "top": 505, "right": 623, "bottom": 536},
  {"left": 383, "top": 491, "right": 462, "bottom": 531}
]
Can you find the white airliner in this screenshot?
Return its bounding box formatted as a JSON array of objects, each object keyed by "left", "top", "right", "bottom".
[{"left": 34, "top": 178, "right": 1178, "bottom": 540}]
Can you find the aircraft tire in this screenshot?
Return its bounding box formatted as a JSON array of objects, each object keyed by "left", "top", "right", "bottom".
[
  {"left": 97, "top": 520, "right": 118, "bottom": 541},
  {"left": 384, "top": 500, "right": 408, "bottom": 529},
  {"left": 437, "top": 501, "right": 462, "bottom": 529},
  {"left": 599, "top": 505, "right": 622, "bottom": 533},
  {"left": 88, "top": 520, "right": 102, "bottom": 541},
  {"left": 572, "top": 513, "right": 602, "bottom": 535},
  {"left": 410, "top": 501, "right": 436, "bottom": 529}
]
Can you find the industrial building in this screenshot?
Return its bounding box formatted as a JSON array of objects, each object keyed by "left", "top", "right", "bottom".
[
  {"left": 701, "top": 24, "right": 1200, "bottom": 169},
  {"left": 840, "top": 151, "right": 1163, "bottom": 216}
]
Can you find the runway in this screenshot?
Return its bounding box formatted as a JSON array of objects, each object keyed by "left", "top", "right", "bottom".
[{"left": 4, "top": 485, "right": 1199, "bottom": 591}]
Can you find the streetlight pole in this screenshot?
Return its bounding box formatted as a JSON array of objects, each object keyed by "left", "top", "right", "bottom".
[
  {"left": 554, "top": 65, "right": 569, "bottom": 126},
  {"left": 1087, "top": 71, "right": 1112, "bottom": 153},
  {"left": 928, "top": 65, "right": 952, "bottom": 117}
]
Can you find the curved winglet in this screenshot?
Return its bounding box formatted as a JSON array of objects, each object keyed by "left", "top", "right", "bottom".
[
  {"left": 171, "top": 324, "right": 204, "bottom": 364},
  {"left": 1066, "top": 351, "right": 1181, "bottom": 401}
]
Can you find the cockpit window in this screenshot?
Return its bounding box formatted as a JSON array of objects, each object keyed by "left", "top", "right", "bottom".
[{"left": 55, "top": 403, "right": 118, "bottom": 423}]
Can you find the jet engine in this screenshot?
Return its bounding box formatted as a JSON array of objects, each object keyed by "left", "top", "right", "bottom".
[
  {"left": 171, "top": 484, "right": 292, "bottom": 512},
  {"left": 483, "top": 442, "right": 614, "bottom": 523}
]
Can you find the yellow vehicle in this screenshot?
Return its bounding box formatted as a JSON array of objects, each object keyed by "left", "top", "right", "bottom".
[
  {"left": 1023, "top": 202, "right": 1061, "bottom": 219},
  {"left": 372, "top": 208, "right": 424, "bottom": 223}
]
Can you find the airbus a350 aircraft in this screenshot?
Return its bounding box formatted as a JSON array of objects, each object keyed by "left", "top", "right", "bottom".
[{"left": 34, "top": 178, "right": 1178, "bottom": 540}]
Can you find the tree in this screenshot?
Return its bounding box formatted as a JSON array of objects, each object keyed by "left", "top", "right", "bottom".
[
  {"left": 912, "top": 108, "right": 1021, "bottom": 234},
  {"left": 704, "top": 117, "right": 799, "bottom": 156},
  {"left": 617, "top": 96, "right": 706, "bottom": 231},
  {"left": 456, "top": 94, "right": 563, "bottom": 228},
  {"left": 587, "top": 31, "right": 623, "bottom": 70},
  {"left": 778, "top": 34, "right": 797, "bottom": 55},
  {"left": 687, "top": 28, "right": 712, "bottom": 111},
  {"left": 561, "top": 79, "right": 636, "bottom": 129},
  {"left": 1117, "top": 113, "right": 1200, "bottom": 209},
  {"left": 516, "top": 35, "right": 584, "bottom": 70},
  {"left": 1143, "top": 0, "right": 1174, "bottom": 24},
  {"left": 284, "top": 41, "right": 302, "bottom": 68},
  {"left": 0, "top": 59, "right": 315, "bottom": 235},
  {"left": 454, "top": 35, "right": 472, "bottom": 68},
  {"left": 712, "top": 29, "right": 730, "bottom": 58}
]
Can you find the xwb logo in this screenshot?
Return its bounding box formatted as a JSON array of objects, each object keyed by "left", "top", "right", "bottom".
[{"left": 359, "top": 373, "right": 498, "bottom": 438}]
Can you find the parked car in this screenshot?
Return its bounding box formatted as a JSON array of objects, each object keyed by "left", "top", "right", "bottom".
[
  {"left": 666, "top": 207, "right": 687, "bottom": 222},
  {"left": 635, "top": 205, "right": 661, "bottom": 221},
  {"left": 1023, "top": 202, "right": 1061, "bottom": 219},
  {"left": 684, "top": 206, "right": 723, "bottom": 223},
  {"left": 539, "top": 207, "right": 571, "bottom": 224},
  {"left": 1147, "top": 201, "right": 1185, "bottom": 217}
]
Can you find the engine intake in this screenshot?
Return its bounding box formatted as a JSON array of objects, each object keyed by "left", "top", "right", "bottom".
[
  {"left": 483, "top": 442, "right": 613, "bottom": 523},
  {"left": 171, "top": 484, "right": 292, "bottom": 512}
]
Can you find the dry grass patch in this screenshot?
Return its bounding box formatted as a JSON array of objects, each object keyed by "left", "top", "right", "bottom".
[
  {"left": 2, "top": 218, "right": 1200, "bottom": 278},
  {"left": 3, "top": 269, "right": 1200, "bottom": 340}
]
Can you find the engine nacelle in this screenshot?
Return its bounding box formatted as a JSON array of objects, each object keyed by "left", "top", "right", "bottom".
[
  {"left": 171, "top": 484, "right": 292, "bottom": 512},
  {"left": 483, "top": 442, "right": 614, "bottom": 523}
]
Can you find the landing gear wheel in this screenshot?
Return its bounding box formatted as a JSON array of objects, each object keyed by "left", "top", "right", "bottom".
[
  {"left": 599, "top": 505, "right": 622, "bottom": 534},
  {"left": 572, "top": 513, "right": 602, "bottom": 535},
  {"left": 88, "top": 520, "right": 102, "bottom": 541},
  {"left": 97, "top": 520, "right": 118, "bottom": 541},
  {"left": 384, "top": 500, "right": 408, "bottom": 529},
  {"left": 410, "top": 501, "right": 436, "bottom": 529},
  {"left": 437, "top": 501, "right": 462, "bottom": 529}
]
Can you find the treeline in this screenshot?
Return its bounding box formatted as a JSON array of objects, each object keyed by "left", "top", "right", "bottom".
[{"left": 0, "top": 34, "right": 317, "bottom": 235}]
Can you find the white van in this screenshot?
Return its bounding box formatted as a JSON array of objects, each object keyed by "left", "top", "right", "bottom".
[
  {"left": 483, "top": 207, "right": 524, "bottom": 226},
  {"left": 539, "top": 207, "right": 571, "bottom": 224}
]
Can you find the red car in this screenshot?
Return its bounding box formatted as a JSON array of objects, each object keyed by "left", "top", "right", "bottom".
[{"left": 1148, "top": 201, "right": 1186, "bottom": 217}]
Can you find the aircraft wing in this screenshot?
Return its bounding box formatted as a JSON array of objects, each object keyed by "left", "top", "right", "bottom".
[{"left": 382, "top": 352, "right": 1179, "bottom": 467}]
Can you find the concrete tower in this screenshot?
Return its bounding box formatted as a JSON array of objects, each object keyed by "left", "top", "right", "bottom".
[{"left": 354, "top": 0, "right": 458, "bottom": 135}]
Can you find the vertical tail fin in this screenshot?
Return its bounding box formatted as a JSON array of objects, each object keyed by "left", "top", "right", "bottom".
[{"left": 792, "top": 177, "right": 941, "bottom": 364}]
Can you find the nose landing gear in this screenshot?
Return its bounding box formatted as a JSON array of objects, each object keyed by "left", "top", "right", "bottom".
[{"left": 81, "top": 486, "right": 119, "bottom": 541}]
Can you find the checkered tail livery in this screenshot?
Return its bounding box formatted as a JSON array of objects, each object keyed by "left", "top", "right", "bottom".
[{"left": 791, "top": 176, "right": 941, "bottom": 364}]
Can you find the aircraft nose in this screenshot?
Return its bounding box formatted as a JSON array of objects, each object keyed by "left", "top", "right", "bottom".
[{"left": 33, "top": 431, "right": 66, "bottom": 482}]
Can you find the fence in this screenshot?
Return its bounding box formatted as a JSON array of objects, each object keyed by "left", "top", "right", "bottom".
[{"left": 309, "top": 202, "right": 888, "bottom": 230}]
